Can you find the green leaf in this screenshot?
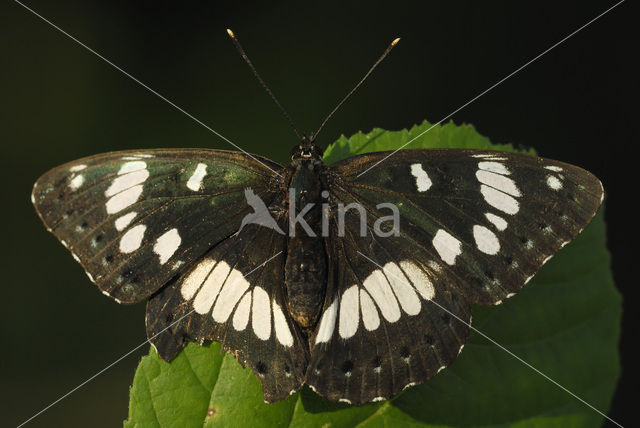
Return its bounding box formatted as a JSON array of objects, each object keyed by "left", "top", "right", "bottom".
[
  {"left": 322, "top": 120, "right": 535, "bottom": 165},
  {"left": 125, "top": 120, "right": 620, "bottom": 427}
]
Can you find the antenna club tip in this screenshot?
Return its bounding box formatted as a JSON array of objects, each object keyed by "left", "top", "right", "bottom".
[
  {"left": 391, "top": 37, "right": 401, "bottom": 46},
  {"left": 226, "top": 28, "right": 235, "bottom": 38}
]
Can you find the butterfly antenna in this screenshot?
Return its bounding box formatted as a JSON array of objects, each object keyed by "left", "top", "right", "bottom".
[
  {"left": 227, "top": 29, "right": 304, "bottom": 141},
  {"left": 310, "top": 37, "right": 401, "bottom": 143}
]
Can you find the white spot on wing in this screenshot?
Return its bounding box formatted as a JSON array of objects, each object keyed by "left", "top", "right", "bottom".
[
  {"left": 153, "top": 228, "right": 181, "bottom": 264},
  {"left": 115, "top": 212, "right": 137, "bottom": 231},
  {"left": 478, "top": 161, "right": 510, "bottom": 175},
  {"left": 118, "top": 161, "right": 146, "bottom": 175},
  {"left": 427, "top": 260, "right": 441, "bottom": 273},
  {"left": 383, "top": 262, "right": 421, "bottom": 315},
  {"left": 122, "top": 154, "right": 153, "bottom": 160},
  {"left": 187, "top": 163, "right": 208, "bottom": 191},
  {"left": 472, "top": 153, "right": 507, "bottom": 160},
  {"left": 485, "top": 212, "right": 507, "bottom": 231},
  {"left": 359, "top": 289, "right": 380, "bottom": 331},
  {"left": 315, "top": 299, "right": 338, "bottom": 344},
  {"left": 475, "top": 170, "right": 521, "bottom": 197},
  {"left": 545, "top": 165, "right": 563, "bottom": 172},
  {"left": 399, "top": 261, "right": 435, "bottom": 300},
  {"left": 546, "top": 175, "right": 563, "bottom": 190},
  {"left": 69, "top": 174, "right": 84, "bottom": 191},
  {"left": 105, "top": 169, "right": 149, "bottom": 197},
  {"left": 432, "top": 229, "right": 462, "bottom": 265},
  {"left": 106, "top": 185, "right": 143, "bottom": 214},
  {"left": 339, "top": 285, "right": 359, "bottom": 339},
  {"left": 193, "top": 261, "right": 231, "bottom": 314},
  {"left": 119, "top": 224, "right": 146, "bottom": 253},
  {"left": 212, "top": 268, "right": 249, "bottom": 322},
  {"left": 251, "top": 286, "right": 271, "bottom": 340},
  {"left": 69, "top": 164, "right": 87, "bottom": 172},
  {"left": 273, "top": 300, "right": 294, "bottom": 347},
  {"left": 480, "top": 185, "right": 519, "bottom": 214},
  {"left": 180, "top": 258, "right": 215, "bottom": 299},
  {"left": 403, "top": 382, "right": 416, "bottom": 390},
  {"left": 473, "top": 225, "right": 500, "bottom": 255},
  {"left": 410, "top": 163, "right": 432, "bottom": 192},
  {"left": 599, "top": 180, "right": 605, "bottom": 203},
  {"left": 232, "top": 292, "right": 251, "bottom": 331},
  {"left": 363, "top": 270, "right": 401, "bottom": 322}
]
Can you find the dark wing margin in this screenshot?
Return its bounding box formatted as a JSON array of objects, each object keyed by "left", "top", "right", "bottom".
[
  {"left": 31, "top": 149, "right": 285, "bottom": 304},
  {"left": 146, "top": 223, "right": 309, "bottom": 403}
]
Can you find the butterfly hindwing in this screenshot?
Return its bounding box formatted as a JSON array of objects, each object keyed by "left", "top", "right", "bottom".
[
  {"left": 305, "top": 190, "right": 472, "bottom": 405},
  {"left": 146, "top": 222, "right": 309, "bottom": 402},
  {"left": 31, "top": 149, "right": 285, "bottom": 304},
  {"left": 326, "top": 149, "right": 604, "bottom": 305}
]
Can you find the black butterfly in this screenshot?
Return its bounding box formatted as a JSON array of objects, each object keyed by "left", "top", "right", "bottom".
[
  {"left": 31, "top": 33, "right": 603, "bottom": 405},
  {"left": 31, "top": 142, "right": 603, "bottom": 405}
]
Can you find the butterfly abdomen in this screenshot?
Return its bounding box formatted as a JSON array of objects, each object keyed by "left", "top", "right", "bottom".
[{"left": 284, "top": 159, "right": 328, "bottom": 331}]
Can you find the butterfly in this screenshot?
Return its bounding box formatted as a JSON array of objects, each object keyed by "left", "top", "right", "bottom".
[
  {"left": 31, "top": 32, "right": 604, "bottom": 405},
  {"left": 31, "top": 142, "right": 604, "bottom": 405}
]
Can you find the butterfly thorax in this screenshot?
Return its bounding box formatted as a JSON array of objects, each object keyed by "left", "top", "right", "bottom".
[{"left": 284, "top": 142, "right": 328, "bottom": 332}]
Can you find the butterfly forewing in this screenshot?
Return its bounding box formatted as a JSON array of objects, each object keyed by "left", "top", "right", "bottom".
[
  {"left": 146, "top": 222, "right": 309, "bottom": 402},
  {"left": 31, "top": 149, "right": 285, "bottom": 304},
  {"left": 327, "top": 149, "right": 604, "bottom": 305}
]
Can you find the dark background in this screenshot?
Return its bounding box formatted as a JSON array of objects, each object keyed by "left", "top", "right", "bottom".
[{"left": 1, "top": 1, "right": 633, "bottom": 427}]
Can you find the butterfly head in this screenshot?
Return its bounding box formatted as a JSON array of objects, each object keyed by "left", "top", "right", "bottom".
[{"left": 291, "top": 136, "right": 323, "bottom": 163}]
